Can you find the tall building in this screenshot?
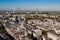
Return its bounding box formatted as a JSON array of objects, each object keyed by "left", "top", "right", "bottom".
[{"left": 15, "top": 16, "right": 19, "bottom": 24}]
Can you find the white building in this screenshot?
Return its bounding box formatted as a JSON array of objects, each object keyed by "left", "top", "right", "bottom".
[{"left": 47, "top": 32, "right": 58, "bottom": 40}]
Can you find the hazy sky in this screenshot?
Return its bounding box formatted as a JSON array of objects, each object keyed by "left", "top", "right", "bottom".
[{"left": 0, "top": 0, "right": 60, "bottom": 11}]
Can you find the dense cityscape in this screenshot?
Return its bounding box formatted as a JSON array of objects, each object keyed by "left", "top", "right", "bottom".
[
  {"left": 0, "top": 0, "right": 60, "bottom": 40},
  {"left": 0, "top": 10, "right": 60, "bottom": 40}
]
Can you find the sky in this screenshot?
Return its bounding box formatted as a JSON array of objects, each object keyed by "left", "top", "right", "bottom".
[{"left": 0, "top": 0, "right": 60, "bottom": 11}]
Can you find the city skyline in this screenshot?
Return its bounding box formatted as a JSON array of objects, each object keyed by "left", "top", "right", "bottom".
[{"left": 0, "top": 0, "right": 60, "bottom": 11}]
